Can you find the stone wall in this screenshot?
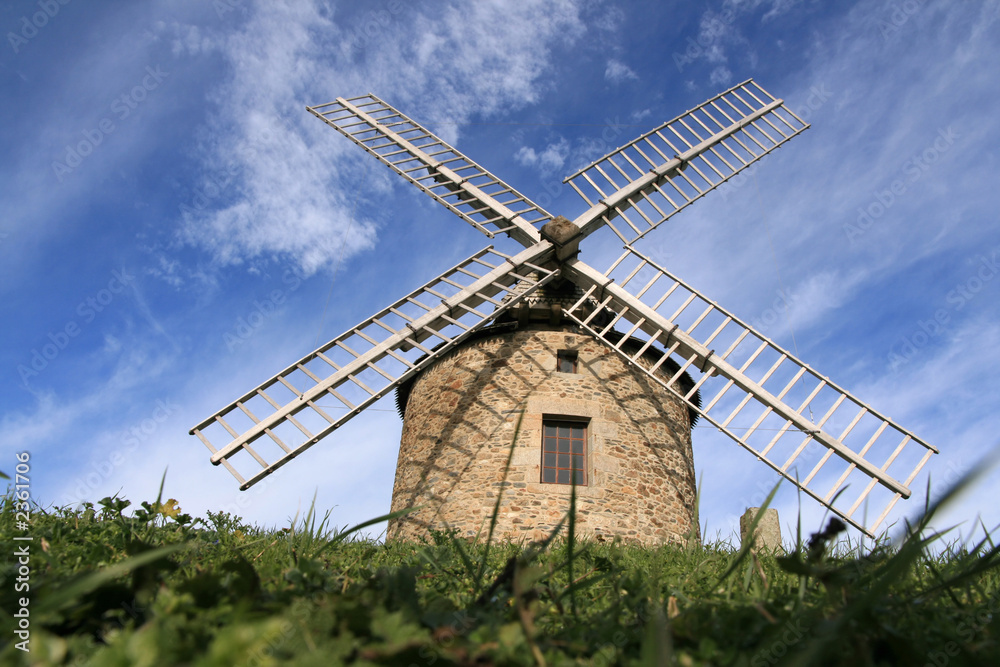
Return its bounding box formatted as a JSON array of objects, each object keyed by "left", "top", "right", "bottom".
[{"left": 387, "top": 326, "right": 698, "bottom": 544}]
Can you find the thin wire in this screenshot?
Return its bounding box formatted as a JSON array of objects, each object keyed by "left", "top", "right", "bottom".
[
  {"left": 313, "top": 160, "right": 368, "bottom": 349},
  {"left": 317, "top": 406, "right": 397, "bottom": 413},
  {"left": 692, "top": 425, "right": 808, "bottom": 432},
  {"left": 752, "top": 169, "right": 815, "bottom": 422},
  {"left": 405, "top": 119, "right": 647, "bottom": 129}
]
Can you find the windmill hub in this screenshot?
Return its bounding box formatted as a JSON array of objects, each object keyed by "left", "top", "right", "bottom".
[{"left": 539, "top": 215, "right": 583, "bottom": 263}]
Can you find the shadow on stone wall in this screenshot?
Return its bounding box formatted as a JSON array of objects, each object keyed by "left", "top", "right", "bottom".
[{"left": 389, "top": 325, "right": 700, "bottom": 544}]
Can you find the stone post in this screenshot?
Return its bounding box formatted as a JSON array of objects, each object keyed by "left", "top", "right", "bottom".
[{"left": 740, "top": 507, "right": 782, "bottom": 553}]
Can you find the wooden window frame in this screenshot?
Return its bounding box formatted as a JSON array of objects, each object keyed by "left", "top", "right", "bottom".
[
  {"left": 556, "top": 349, "right": 578, "bottom": 373},
  {"left": 541, "top": 417, "right": 588, "bottom": 486}
]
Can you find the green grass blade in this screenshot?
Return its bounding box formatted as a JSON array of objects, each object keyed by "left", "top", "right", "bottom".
[
  {"left": 319, "top": 507, "right": 419, "bottom": 552},
  {"left": 567, "top": 468, "right": 578, "bottom": 616}
]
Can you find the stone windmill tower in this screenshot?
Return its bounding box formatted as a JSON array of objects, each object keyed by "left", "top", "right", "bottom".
[
  {"left": 190, "top": 81, "right": 937, "bottom": 542},
  {"left": 388, "top": 265, "right": 703, "bottom": 543}
]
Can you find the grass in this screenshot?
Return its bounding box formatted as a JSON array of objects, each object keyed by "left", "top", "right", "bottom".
[
  {"left": 1, "top": 473, "right": 999, "bottom": 666},
  {"left": 3, "top": 441, "right": 999, "bottom": 666}
]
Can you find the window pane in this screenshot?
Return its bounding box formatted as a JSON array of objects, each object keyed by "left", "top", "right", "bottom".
[
  {"left": 557, "top": 351, "right": 577, "bottom": 373},
  {"left": 543, "top": 419, "right": 587, "bottom": 486}
]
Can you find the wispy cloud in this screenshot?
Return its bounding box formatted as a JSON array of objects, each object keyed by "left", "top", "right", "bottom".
[
  {"left": 605, "top": 58, "right": 638, "bottom": 83},
  {"left": 172, "top": 0, "right": 588, "bottom": 276},
  {"left": 644, "top": 1, "right": 1000, "bottom": 537},
  {"left": 515, "top": 137, "right": 571, "bottom": 173},
  {"left": 676, "top": 0, "right": 802, "bottom": 86},
  {"left": 725, "top": 0, "right": 802, "bottom": 22},
  {"left": 4, "top": 0, "right": 997, "bottom": 543}
]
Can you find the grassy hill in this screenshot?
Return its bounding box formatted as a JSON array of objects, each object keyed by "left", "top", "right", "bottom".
[{"left": 2, "top": 482, "right": 998, "bottom": 666}]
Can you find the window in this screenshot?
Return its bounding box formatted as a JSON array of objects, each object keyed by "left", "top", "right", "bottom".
[
  {"left": 541, "top": 419, "right": 587, "bottom": 485},
  {"left": 556, "top": 350, "right": 578, "bottom": 373}
]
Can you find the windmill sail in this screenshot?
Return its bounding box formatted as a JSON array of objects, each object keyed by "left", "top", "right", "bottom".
[
  {"left": 568, "top": 79, "right": 808, "bottom": 243},
  {"left": 192, "top": 81, "right": 936, "bottom": 538},
  {"left": 191, "top": 244, "right": 557, "bottom": 490},
  {"left": 562, "top": 246, "right": 937, "bottom": 536},
  {"left": 308, "top": 94, "right": 551, "bottom": 248}
]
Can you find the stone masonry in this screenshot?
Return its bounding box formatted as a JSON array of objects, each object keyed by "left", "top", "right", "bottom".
[{"left": 388, "top": 325, "right": 699, "bottom": 544}]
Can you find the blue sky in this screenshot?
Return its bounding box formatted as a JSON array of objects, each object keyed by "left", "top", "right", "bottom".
[{"left": 2, "top": 0, "right": 998, "bottom": 544}]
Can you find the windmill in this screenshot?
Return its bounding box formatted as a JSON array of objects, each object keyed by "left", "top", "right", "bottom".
[{"left": 190, "top": 80, "right": 937, "bottom": 541}]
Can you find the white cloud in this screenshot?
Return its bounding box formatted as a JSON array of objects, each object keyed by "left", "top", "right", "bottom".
[
  {"left": 605, "top": 58, "right": 638, "bottom": 83},
  {"left": 630, "top": 108, "right": 652, "bottom": 123},
  {"left": 168, "top": 23, "right": 213, "bottom": 57},
  {"left": 515, "top": 137, "right": 571, "bottom": 173},
  {"left": 782, "top": 269, "right": 868, "bottom": 334},
  {"left": 699, "top": 15, "right": 733, "bottom": 61},
  {"left": 683, "top": 0, "right": 802, "bottom": 85},
  {"left": 175, "top": 0, "right": 588, "bottom": 276},
  {"left": 171, "top": 5, "right": 376, "bottom": 276},
  {"left": 593, "top": 5, "right": 626, "bottom": 32},
  {"left": 709, "top": 65, "right": 733, "bottom": 86},
  {"left": 6, "top": 0, "right": 997, "bottom": 545},
  {"left": 637, "top": 3, "right": 1000, "bottom": 540},
  {"left": 724, "top": 0, "right": 802, "bottom": 22}
]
